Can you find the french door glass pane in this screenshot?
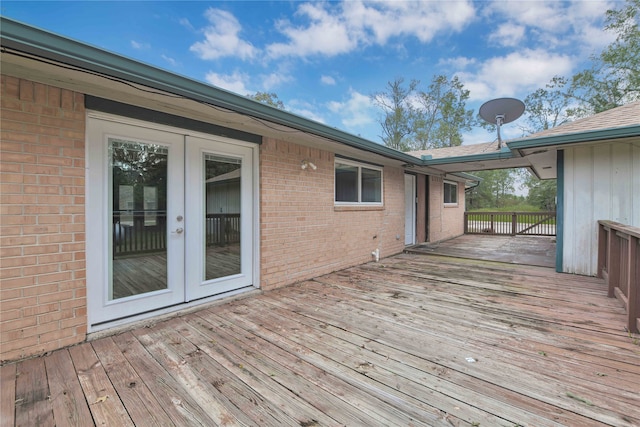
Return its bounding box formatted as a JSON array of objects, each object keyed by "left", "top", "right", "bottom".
[
  {"left": 204, "top": 154, "right": 241, "bottom": 280},
  {"left": 110, "top": 139, "right": 168, "bottom": 300}
]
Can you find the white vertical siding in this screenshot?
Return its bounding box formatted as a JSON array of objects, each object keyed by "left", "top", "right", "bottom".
[{"left": 562, "top": 140, "right": 640, "bottom": 275}]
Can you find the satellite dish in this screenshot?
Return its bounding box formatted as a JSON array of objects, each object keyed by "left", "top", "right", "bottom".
[{"left": 479, "top": 98, "right": 525, "bottom": 148}]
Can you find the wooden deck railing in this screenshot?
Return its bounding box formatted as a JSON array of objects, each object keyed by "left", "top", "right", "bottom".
[
  {"left": 464, "top": 211, "right": 556, "bottom": 236},
  {"left": 597, "top": 220, "right": 640, "bottom": 333}
]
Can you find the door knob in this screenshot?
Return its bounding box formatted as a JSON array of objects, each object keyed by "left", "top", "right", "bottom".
[{"left": 173, "top": 227, "right": 184, "bottom": 234}]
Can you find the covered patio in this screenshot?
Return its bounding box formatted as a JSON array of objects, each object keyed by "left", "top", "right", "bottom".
[{"left": 2, "top": 251, "right": 638, "bottom": 426}]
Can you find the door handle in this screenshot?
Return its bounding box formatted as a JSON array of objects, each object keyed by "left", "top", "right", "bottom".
[{"left": 172, "top": 227, "right": 184, "bottom": 234}]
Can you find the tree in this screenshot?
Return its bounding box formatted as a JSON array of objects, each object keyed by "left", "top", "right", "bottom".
[
  {"left": 467, "top": 169, "right": 518, "bottom": 209},
  {"left": 414, "top": 75, "right": 475, "bottom": 149},
  {"left": 521, "top": 76, "right": 576, "bottom": 134},
  {"left": 371, "top": 75, "right": 474, "bottom": 151},
  {"left": 570, "top": 0, "right": 640, "bottom": 115},
  {"left": 247, "top": 92, "right": 286, "bottom": 109},
  {"left": 524, "top": 178, "right": 557, "bottom": 211},
  {"left": 371, "top": 77, "right": 418, "bottom": 151}
]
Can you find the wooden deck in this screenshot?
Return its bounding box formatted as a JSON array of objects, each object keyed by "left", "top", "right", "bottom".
[
  {"left": 407, "top": 234, "right": 557, "bottom": 268},
  {"left": 2, "top": 253, "right": 639, "bottom": 426}
]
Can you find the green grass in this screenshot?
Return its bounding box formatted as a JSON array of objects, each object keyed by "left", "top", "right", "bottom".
[{"left": 468, "top": 205, "right": 544, "bottom": 212}]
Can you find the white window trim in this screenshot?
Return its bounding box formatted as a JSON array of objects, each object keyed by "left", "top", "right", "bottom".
[
  {"left": 444, "top": 180, "right": 458, "bottom": 206},
  {"left": 334, "top": 159, "right": 384, "bottom": 206}
]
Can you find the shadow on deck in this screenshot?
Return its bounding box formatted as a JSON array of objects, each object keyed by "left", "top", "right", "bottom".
[
  {"left": 2, "top": 253, "right": 639, "bottom": 426},
  {"left": 407, "top": 234, "right": 557, "bottom": 268}
]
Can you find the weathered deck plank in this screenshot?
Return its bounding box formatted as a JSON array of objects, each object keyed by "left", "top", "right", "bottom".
[
  {"left": 68, "top": 343, "right": 134, "bottom": 427},
  {"left": 43, "top": 350, "right": 94, "bottom": 427},
  {"left": 0, "top": 363, "right": 16, "bottom": 427},
  {"left": 2, "top": 251, "right": 639, "bottom": 426}
]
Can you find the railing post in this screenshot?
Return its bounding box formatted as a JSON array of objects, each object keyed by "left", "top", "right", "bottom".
[
  {"left": 628, "top": 235, "right": 639, "bottom": 333},
  {"left": 597, "top": 222, "right": 607, "bottom": 279},
  {"left": 511, "top": 213, "right": 517, "bottom": 236},
  {"left": 607, "top": 227, "right": 620, "bottom": 298},
  {"left": 464, "top": 212, "right": 468, "bottom": 234}
]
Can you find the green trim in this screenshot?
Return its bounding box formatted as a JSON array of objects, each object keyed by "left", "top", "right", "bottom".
[
  {"left": 508, "top": 125, "right": 640, "bottom": 150},
  {"left": 555, "top": 150, "right": 564, "bottom": 273},
  {"left": 422, "top": 149, "right": 515, "bottom": 166},
  {"left": 449, "top": 172, "right": 482, "bottom": 182},
  {"left": 0, "top": 16, "right": 422, "bottom": 165}
]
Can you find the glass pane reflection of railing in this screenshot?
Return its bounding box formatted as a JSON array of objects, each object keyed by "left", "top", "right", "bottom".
[
  {"left": 112, "top": 211, "right": 242, "bottom": 257},
  {"left": 113, "top": 210, "right": 167, "bottom": 256}
]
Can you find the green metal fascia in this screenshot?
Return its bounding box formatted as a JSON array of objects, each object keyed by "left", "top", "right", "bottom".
[
  {"left": 507, "top": 125, "right": 640, "bottom": 150},
  {"left": 0, "top": 16, "right": 422, "bottom": 165},
  {"left": 421, "top": 149, "right": 515, "bottom": 166},
  {"left": 450, "top": 172, "right": 482, "bottom": 183}
]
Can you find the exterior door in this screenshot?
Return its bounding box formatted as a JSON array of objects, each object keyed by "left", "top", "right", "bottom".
[
  {"left": 87, "top": 118, "right": 186, "bottom": 325},
  {"left": 87, "top": 116, "right": 255, "bottom": 327},
  {"left": 185, "top": 136, "right": 254, "bottom": 300},
  {"left": 404, "top": 174, "right": 416, "bottom": 245}
]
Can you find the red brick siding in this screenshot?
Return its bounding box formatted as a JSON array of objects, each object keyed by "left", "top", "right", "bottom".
[
  {"left": 0, "top": 75, "right": 86, "bottom": 362},
  {"left": 259, "top": 138, "right": 405, "bottom": 290}
]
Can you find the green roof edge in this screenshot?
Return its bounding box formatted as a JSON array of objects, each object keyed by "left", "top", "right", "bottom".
[
  {"left": 0, "top": 16, "right": 422, "bottom": 165},
  {"left": 507, "top": 124, "right": 640, "bottom": 150}
]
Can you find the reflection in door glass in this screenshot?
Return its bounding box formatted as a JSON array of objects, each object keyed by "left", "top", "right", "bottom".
[
  {"left": 110, "top": 139, "right": 168, "bottom": 300},
  {"left": 204, "top": 154, "right": 241, "bottom": 280}
]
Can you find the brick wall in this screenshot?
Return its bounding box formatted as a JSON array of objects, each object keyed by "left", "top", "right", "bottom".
[
  {"left": 427, "top": 175, "right": 464, "bottom": 242},
  {"left": 0, "top": 76, "right": 86, "bottom": 362},
  {"left": 259, "top": 138, "right": 405, "bottom": 290}
]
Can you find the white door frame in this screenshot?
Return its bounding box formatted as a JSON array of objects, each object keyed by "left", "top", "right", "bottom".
[
  {"left": 86, "top": 112, "right": 260, "bottom": 331},
  {"left": 404, "top": 174, "right": 416, "bottom": 245}
]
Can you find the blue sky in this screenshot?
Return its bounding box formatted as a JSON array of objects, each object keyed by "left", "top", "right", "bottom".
[{"left": 2, "top": 1, "right": 617, "bottom": 145}]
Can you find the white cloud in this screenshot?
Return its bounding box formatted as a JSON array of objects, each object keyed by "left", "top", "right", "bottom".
[
  {"left": 327, "top": 89, "right": 376, "bottom": 129},
  {"left": 488, "top": 23, "right": 525, "bottom": 47},
  {"left": 179, "top": 17, "right": 195, "bottom": 32},
  {"left": 321, "top": 75, "right": 336, "bottom": 85},
  {"left": 484, "top": 0, "right": 612, "bottom": 54},
  {"left": 131, "top": 40, "right": 150, "bottom": 50},
  {"left": 438, "top": 56, "right": 477, "bottom": 70},
  {"left": 161, "top": 54, "right": 178, "bottom": 67},
  {"left": 260, "top": 72, "right": 293, "bottom": 91},
  {"left": 267, "top": 3, "right": 359, "bottom": 59},
  {"left": 457, "top": 49, "right": 575, "bottom": 101},
  {"left": 204, "top": 71, "right": 252, "bottom": 95},
  {"left": 266, "top": 0, "right": 476, "bottom": 59},
  {"left": 288, "top": 100, "right": 327, "bottom": 123},
  {"left": 190, "top": 8, "right": 257, "bottom": 60}
]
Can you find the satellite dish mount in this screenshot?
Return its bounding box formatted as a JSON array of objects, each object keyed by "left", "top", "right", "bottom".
[{"left": 479, "top": 98, "right": 525, "bottom": 149}]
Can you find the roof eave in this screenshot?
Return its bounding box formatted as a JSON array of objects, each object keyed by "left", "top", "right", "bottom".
[
  {"left": 421, "top": 147, "right": 515, "bottom": 166},
  {"left": 507, "top": 124, "right": 640, "bottom": 150}
]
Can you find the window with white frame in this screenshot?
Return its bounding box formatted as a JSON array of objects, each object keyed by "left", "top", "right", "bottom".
[
  {"left": 335, "top": 160, "right": 383, "bottom": 205},
  {"left": 443, "top": 181, "right": 458, "bottom": 205}
]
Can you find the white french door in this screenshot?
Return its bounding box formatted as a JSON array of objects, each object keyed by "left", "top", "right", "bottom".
[{"left": 87, "top": 115, "right": 255, "bottom": 327}]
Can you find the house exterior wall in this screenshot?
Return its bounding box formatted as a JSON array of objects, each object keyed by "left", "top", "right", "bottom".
[
  {"left": 0, "top": 75, "right": 87, "bottom": 362},
  {"left": 426, "top": 175, "right": 465, "bottom": 243},
  {"left": 0, "top": 75, "right": 408, "bottom": 362},
  {"left": 259, "top": 138, "right": 406, "bottom": 290},
  {"left": 562, "top": 141, "right": 640, "bottom": 276}
]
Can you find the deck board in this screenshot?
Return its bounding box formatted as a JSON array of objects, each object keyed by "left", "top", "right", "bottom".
[{"left": 2, "top": 251, "right": 639, "bottom": 426}]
